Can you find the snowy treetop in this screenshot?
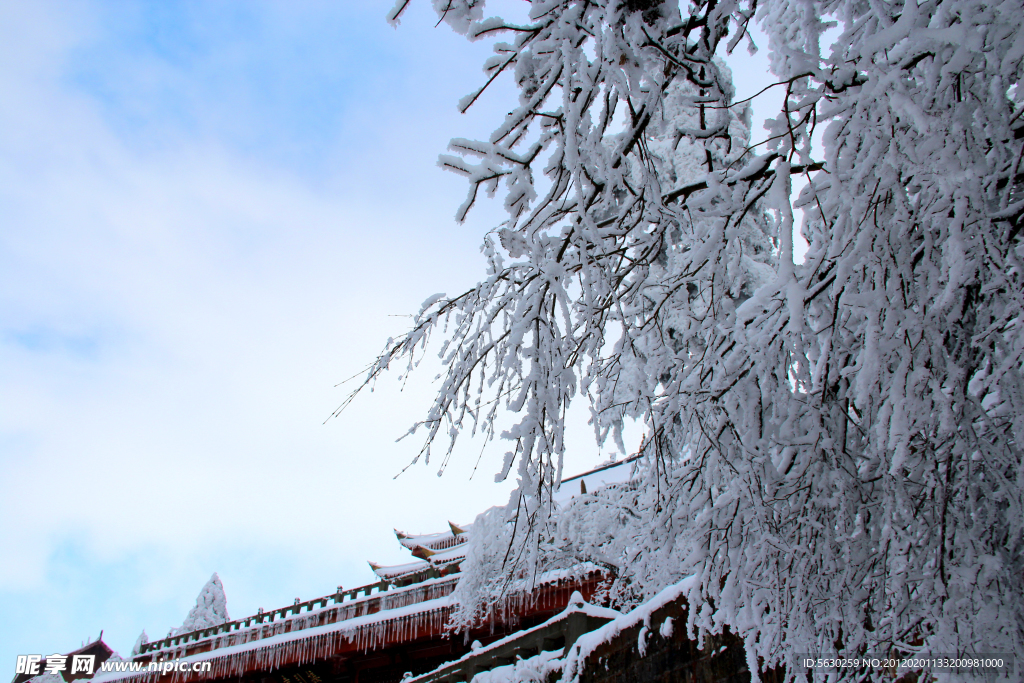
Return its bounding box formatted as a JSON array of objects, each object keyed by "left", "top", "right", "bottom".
[{"left": 169, "top": 573, "right": 230, "bottom": 638}]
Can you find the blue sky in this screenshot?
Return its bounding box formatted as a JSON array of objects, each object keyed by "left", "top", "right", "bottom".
[{"left": 0, "top": 0, "right": 777, "bottom": 666}]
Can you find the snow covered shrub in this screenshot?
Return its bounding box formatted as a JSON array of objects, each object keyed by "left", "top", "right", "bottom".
[
  {"left": 356, "top": 0, "right": 1024, "bottom": 679},
  {"left": 168, "top": 573, "right": 230, "bottom": 637}
]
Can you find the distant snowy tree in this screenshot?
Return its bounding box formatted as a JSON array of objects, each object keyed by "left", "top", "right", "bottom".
[
  {"left": 359, "top": 0, "right": 1024, "bottom": 679},
  {"left": 103, "top": 651, "right": 128, "bottom": 665},
  {"left": 130, "top": 630, "right": 148, "bottom": 657},
  {"left": 170, "top": 573, "right": 229, "bottom": 637}
]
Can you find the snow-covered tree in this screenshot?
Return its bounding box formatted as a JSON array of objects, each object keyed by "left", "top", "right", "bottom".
[
  {"left": 169, "top": 573, "right": 229, "bottom": 637},
  {"left": 130, "top": 630, "right": 148, "bottom": 657},
  {"left": 357, "top": 0, "right": 1024, "bottom": 678}
]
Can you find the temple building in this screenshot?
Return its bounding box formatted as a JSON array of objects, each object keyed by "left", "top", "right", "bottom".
[
  {"left": 55, "top": 458, "right": 757, "bottom": 683},
  {"left": 83, "top": 462, "right": 628, "bottom": 683}
]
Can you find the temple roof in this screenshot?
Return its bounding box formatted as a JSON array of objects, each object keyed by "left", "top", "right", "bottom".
[
  {"left": 100, "top": 565, "right": 607, "bottom": 683},
  {"left": 386, "top": 460, "right": 640, "bottom": 577},
  {"left": 94, "top": 581, "right": 460, "bottom": 683},
  {"left": 368, "top": 560, "right": 431, "bottom": 581},
  {"left": 410, "top": 543, "right": 466, "bottom": 566},
  {"left": 553, "top": 455, "right": 640, "bottom": 505},
  {"left": 394, "top": 522, "right": 468, "bottom": 552},
  {"left": 11, "top": 637, "right": 114, "bottom": 683},
  {"left": 406, "top": 592, "right": 621, "bottom": 683}
]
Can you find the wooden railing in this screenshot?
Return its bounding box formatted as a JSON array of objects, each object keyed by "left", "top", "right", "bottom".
[{"left": 139, "top": 572, "right": 451, "bottom": 656}]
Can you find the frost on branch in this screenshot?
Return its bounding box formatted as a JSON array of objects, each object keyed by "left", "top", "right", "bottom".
[{"left": 355, "top": 0, "right": 1024, "bottom": 679}]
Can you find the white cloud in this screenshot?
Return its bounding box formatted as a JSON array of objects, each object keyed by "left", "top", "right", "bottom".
[
  {"left": 0, "top": 0, "right": 530, "bottom": 658},
  {"left": 0, "top": 0, "right": 771, "bottom": 661}
]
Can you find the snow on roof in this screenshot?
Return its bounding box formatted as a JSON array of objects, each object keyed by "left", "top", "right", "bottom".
[
  {"left": 24, "top": 674, "right": 64, "bottom": 683},
  {"left": 470, "top": 649, "right": 565, "bottom": 683},
  {"left": 368, "top": 560, "right": 431, "bottom": 580},
  {"left": 553, "top": 455, "right": 640, "bottom": 506},
  {"left": 137, "top": 575, "right": 459, "bottom": 662},
  {"left": 560, "top": 575, "right": 697, "bottom": 683},
  {"left": 199, "top": 595, "right": 454, "bottom": 665},
  {"left": 407, "top": 592, "right": 620, "bottom": 683},
  {"left": 486, "top": 563, "right": 605, "bottom": 606},
  {"left": 395, "top": 523, "right": 469, "bottom": 551},
  {"left": 448, "top": 597, "right": 619, "bottom": 665},
  {"left": 94, "top": 593, "right": 457, "bottom": 683},
  {"left": 413, "top": 543, "right": 466, "bottom": 566}
]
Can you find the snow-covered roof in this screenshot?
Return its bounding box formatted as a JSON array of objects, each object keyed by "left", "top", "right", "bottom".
[
  {"left": 98, "top": 578, "right": 462, "bottom": 683},
  {"left": 135, "top": 575, "right": 459, "bottom": 661},
  {"left": 406, "top": 593, "right": 620, "bottom": 683},
  {"left": 553, "top": 455, "right": 640, "bottom": 505},
  {"left": 395, "top": 522, "right": 469, "bottom": 551},
  {"left": 368, "top": 560, "right": 431, "bottom": 581},
  {"left": 411, "top": 543, "right": 466, "bottom": 566},
  {"left": 560, "top": 576, "right": 697, "bottom": 682},
  {"left": 96, "top": 598, "right": 455, "bottom": 683}
]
